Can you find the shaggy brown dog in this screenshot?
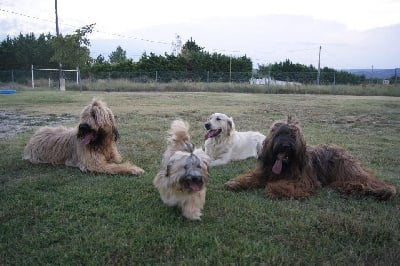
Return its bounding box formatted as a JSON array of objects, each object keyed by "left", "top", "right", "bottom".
[
  {"left": 226, "top": 116, "right": 396, "bottom": 200},
  {"left": 154, "top": 120, "right": 210, "bottom": 220},
  {"left": 23, "top": 99, "right": 144, "bottom": 175}
]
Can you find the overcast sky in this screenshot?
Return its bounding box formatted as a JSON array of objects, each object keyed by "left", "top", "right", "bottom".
[{"left": 1, "top": 0, "right": 400, "bottom": 69}]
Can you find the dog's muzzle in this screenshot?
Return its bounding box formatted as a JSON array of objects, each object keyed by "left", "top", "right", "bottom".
[
  {"left": 204, "top": 122, "right": 212, "bottom": 130},
  {"left": 77, "top": 123, "right": 94, "bottom": 145},
  {"left": 272, "top": 141, "right": 294, "bottom": 175},
  {"left": 182, "top": 175, "right": 204, "bottom": 192},
  {"left": 204, "top": 122, "right": 222, "bottom": 140},
  {"left": 182, "top": 155, "right": 204, "bottom": 192}
]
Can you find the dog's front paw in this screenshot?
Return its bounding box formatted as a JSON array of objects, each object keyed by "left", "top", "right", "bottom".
[
  {"left": 225, "top": 180, "right": 241, "bottom": 191},
  {"left": 209, "top": 160, "right": 217, "bottom": 167},
  {"left": 210, "top": 159, "right": 226, "bottom": 167},
  {"left": 113, "top": 154, "right": 123, "bottom": 163},
  {"left": 183, "top": 208, "right": 202, "bottom": 221},
  {"left": 131, "top": 166, "right": 145, "bottom": 176}
]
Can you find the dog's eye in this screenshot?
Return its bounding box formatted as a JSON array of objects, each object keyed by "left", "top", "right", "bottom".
[{"left": 216, "top": 117, "right": 221, "bottom": 121}]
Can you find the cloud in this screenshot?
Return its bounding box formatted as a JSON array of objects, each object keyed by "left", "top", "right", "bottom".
[
  {"left": 88, "top": 15, "right": 400, "bottom": 68},
  {"left": 1, "top": 4, "right": 399, "bottom": 69}
]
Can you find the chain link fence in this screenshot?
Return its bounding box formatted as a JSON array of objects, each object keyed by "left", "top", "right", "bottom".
[{"left": 0, "top": 69, "right": 398, "bottom": 89}]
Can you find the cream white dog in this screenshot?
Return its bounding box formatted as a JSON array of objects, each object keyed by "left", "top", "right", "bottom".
[
  {"left": 154, "top": 120, "right": 210, "bottom": 221},
  {"left": 204, "top": 113, "right": 265, "bottom": 167}
]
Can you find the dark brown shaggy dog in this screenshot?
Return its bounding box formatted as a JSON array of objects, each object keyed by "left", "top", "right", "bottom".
[{"left": 225, "top": 116, "right": 396, "bottom": 200}]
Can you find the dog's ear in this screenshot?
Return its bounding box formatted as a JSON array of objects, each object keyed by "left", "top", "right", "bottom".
[
  {"left": 184, "top": 141, "right": 195, "bottom": 153},
  {"left": 194, "top": 150, "right": 211, "bottom": 168},
  {"left": 113, "top": 126, "right": 120, "bottom": 141},
  {"left": 91, "top": 98, "right": 104, "bottom": 107},
  {"left": 165, "top": 158, "right": 177, "bottom": 178},
  {"left": 165, "top": 165, "right": 170, "bottom": 177},
  {"left": 227, "top": 117, "right": 235, "bottom": 135},
  {"left": 287, "top": 114, "right": 293, "bottom": 124},
  {"left": 287, "top": 114, "right": 299, "bottom": 125}
]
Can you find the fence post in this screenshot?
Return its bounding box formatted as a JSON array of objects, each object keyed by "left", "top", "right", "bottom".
[
  {"left": 31, "top": 64, "right": 34, "bottom": 88},
  {"left": 333, "top": 72, "right": 336, "bottom": 90},
  {"left": 76, "top": 66, "right": 79, "bottom": 85},
  {"left": 317, "top": 46, "right": 321, "bottom": 85},
  {"left": 229, "top": 56, "right": 232, "bottom": 83},
  {"left": 108, "top": 72, "right": 111, "bottom": 90}
]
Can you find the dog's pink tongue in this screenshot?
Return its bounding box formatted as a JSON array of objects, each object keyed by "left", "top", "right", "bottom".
[
  {"left": 272, "top": 159, "right": 282, "bottom": 175},
  {"left": 204, "top": 131, "right": 214, "bottom": 140},
  {"left": 190, "top": 182, "right": 200, "bottom": 192},
  {"left": 81, "top": 134, "right": 92, "bottom": 145},
  {"left": 204, "top": 129, "right": 220, "bottom": 140},
  {"left": 272, "top": 154, "right": 284, "bottom": 175}
]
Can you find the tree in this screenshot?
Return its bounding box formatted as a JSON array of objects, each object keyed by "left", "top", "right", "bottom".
[
  {"left": 85, "top": 38, "right": 253, "bottom": 82},
  {"left": 0, "top": 36, "right": 18, "bottom": 70},
  {"left": 257, "top": 60, "right": 363, "bottom": 84},
  {"left": 94, "top": 54, "right": 106, "bottom": 64},
  {"left": 181, "top": 37, "right": 204, "bottom": 55},
  {"left": 180, "top": 38, "right": 204, "bottom": 73},
  {"left": 33, "top": 33, "right": 54, "bottom": 68},
  {"left": 50, "top": 24, "right": 95, "bottom": 68},
  {"left": 109, "top": 46, "right": 127, "bottom": 63},
  {"left": 0, "top": 33, "right": 54, "bottom": 70}
]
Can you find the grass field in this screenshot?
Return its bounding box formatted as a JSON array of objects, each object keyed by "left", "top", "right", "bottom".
[{"left": 1, "top": 89, "right": 399, "bottom": 265}]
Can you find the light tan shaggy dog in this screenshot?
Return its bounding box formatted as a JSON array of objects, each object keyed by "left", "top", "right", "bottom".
[
  {"left": 154, "top": 120, "right": 210, "bottom": 220},
  {"left": 23, "top": 99, "right": 144, "bottom": 175}
]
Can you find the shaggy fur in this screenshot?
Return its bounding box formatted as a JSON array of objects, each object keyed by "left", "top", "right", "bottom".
[
  {"left": 154, "top": 120, "right": 210, "bottom": 220},
  {"left": 204, "top": 113, "right": 265, "bottom": 167},
  {"left": 226, "top": 115, "right": 396, "bottom": 200},
  {"left": 23, "top": 99, "right": 144, "bottom": 175}
]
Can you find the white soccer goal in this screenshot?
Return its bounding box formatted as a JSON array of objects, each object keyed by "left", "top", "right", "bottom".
[{"left": 31, "top": 64, "right": 80, "bottom": 89}]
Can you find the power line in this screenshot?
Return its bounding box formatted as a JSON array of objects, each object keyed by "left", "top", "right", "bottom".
[
  {"left": 0, "top": 8, "right": 249, "bottom": 55},
  {"left": 1, "top": 8, "right": 335, "bottom": 67},
  {"left": 0, "top": 8, "right": 170, "bottom": 45},
  {"left": 0, "top": 8, "right": 75, "bottom": 29}
]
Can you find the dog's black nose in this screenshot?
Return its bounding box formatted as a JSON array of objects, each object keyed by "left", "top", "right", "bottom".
[
  {"left": 205, "top": 122, "right": 211, "bottom": 130},
  {"left": 282, "top": 143, "right": 291, "bottom": 149},
  {"left": 79, "top": 123, "right": 90, "bottom": 131},
  {"left": 190, "top": 175, "right": 202, "bottom": 183}
]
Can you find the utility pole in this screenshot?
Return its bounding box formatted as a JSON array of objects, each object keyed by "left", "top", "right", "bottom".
[
  {"left": 55, "top": 0, "right": 59, "bottom": 36},
  {"left": 317, "top": 46, "right": 321, "bottom": 85},
  {"left": 55, "top": 0, "right": 62, "bottom": 89},
  {"left": 229, "top": 55, "right": 232, "bottom": 83},
  {"left": 371, "top": 65, "right": 374, "bottom": 84}
]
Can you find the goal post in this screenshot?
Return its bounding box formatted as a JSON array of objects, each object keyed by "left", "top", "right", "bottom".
[{"left": 31, "top": 65, "right": 80, "bottom": 89}]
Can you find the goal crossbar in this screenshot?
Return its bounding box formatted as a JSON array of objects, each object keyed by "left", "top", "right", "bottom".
[
  {"left": 31, "top": 65, "right": 80, "bottom": 88},
  {"left": 36, "top": 68, "right": 78, "bottom": 72}
]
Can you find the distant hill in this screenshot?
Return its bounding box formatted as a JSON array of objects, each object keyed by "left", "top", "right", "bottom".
[{"left": 344, "top": 69, "right": 398, "bottom": 79}]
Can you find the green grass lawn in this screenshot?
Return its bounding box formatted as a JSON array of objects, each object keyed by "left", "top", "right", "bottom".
[{"left": 1, "top": 89, "right": 399, "bottom": 264}]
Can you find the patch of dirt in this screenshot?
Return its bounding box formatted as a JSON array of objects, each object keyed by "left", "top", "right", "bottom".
[{"left": 0, "top": 112, "right": 76, "bottom": 139}]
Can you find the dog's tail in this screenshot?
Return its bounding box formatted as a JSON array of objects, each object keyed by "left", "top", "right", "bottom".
[
  {"left": 169, "top": 119, "right": 190, "bottom": 142},
  {"left": 168, "top": 120, "right": 194, "bottom": 152}
]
